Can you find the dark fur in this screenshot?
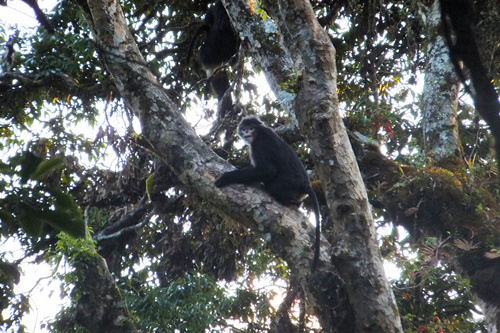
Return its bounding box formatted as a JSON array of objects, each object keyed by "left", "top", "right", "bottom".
[
  {"left": 190, "top": 1, "right": 239, "bottom": 116},
  {"left": 215, "top": 117, "right": 321, "bottom": 271},
  {"left": 199, "top": 1, "right": 239, "bottom": 70}
]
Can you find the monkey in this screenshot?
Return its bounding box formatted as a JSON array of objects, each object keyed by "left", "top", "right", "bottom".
[
  {"left": 2, "top": 36, "right": 16, "bottom": 72},
  {"left": 215, "top": 116, "right": 321, "bottom": 271},
  {"left": 189, "top": 0, "right": 239, "bottom": 118}
]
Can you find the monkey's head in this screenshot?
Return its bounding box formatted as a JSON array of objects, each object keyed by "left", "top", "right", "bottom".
[{"left": 237, "top": 116, "right": 263, "bottom": 145}]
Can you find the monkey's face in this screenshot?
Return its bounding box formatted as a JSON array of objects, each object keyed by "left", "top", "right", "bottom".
[{"left": 238, "top": 125, "right": 256, "bottom": 145}]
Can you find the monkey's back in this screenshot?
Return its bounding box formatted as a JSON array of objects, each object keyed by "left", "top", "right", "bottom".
[
  {"left": 199, "top": 1, "right": 239, "bottom": 68},
  {"left": 251, "top": 127, "right": 311, "bottom": 203}
]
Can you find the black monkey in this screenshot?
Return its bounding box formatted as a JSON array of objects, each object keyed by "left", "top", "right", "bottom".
[
  {"left": 192, "top": 0, "right": 239, "bottom": 117},
  {"left": 215, "top": 117, "right": 321, "bottom": 271},
  {"left": 2, "top": 36, "right": 15, "bottom": 72}
]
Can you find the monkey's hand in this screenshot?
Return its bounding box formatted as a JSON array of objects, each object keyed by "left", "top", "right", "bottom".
[
  {"left": 215, "top": 167, "right": 265, "bottom": 188},
  {"left": 214, "top": 172, "right": 232, "bottom": 188}
]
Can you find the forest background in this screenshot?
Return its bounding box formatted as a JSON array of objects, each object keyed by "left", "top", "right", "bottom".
[{"left": 1, "top": 0, "right": 500, "bottom": 332}]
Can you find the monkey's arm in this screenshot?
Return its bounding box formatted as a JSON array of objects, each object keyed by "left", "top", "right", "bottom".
[{"left": 214, "top": 164, "right": 277, "bottom": 188}]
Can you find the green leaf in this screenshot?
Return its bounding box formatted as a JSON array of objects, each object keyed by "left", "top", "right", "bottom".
[
  {"left": 0, "top": 261, "right": 21, "bottom": 284},
  {"left": 19, "top": 152, "right": 43, "bottom": 184},
  {"left": 39, "top": 209, "right": 85, "bottom": 239},
  {"left": 31, "top": 157, "right": 64, "bottom": 180},
  {"left": 146, "top": 172, "right": 155, "bottom": 200},
  {"left": 18, "top": 203, "right": 44, "bottom": 238},
  {"left": 17, "top": 190, "right": 85, "bottom": 239},
  {"left": 0, "top": 161, "right": 12, "bottom": 174},
  {"left": 44, "top": 189, "right": 85, "bottom": 238},
  {"left": 50, "top": 188, "right": 76, "bottom": 211},
  {"left": 0, "top": 209, "right": 13, "bottom": 222}
]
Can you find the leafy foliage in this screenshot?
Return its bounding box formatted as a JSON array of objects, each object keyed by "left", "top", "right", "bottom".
[{"left": 384, "top": 236, "right": 484, "bottom": 332}]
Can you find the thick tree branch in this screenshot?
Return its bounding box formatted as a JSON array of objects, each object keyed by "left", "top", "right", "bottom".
[
  {"left": 222, "top": 0, "right": 296, "bottom": 115},
  {"left": 94, "top": 195, "right": 150, "bottom": 242},
  {"left": 422, "top": 1, "right": 461, "bottom": 161},
  {"left": 75, "top": 255, "right": 138, "bottom": 332}
]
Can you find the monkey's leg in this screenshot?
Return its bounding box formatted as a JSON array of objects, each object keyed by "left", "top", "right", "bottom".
[{"left": 210, "top": 70, "right": 233, "bottom": 118}]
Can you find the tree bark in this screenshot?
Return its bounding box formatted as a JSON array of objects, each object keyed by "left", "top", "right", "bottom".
[
  {"left": 475, "top": 297, "right": 500, "bottom": 333},
  {"left": 422, "top": 0, "right": 461, "bottom": 162},
  {"left": 75, "top": 256, "right": 138, "bottom": 333}
]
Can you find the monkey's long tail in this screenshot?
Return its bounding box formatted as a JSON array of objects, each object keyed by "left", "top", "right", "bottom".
[{"left": 307, "top": 188, "right": 321, "bottom": 272}]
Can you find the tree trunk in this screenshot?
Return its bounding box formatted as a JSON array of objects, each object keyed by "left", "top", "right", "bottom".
[
  {"left": 75, "top": 256, "right": 138, "bottom": 332},
  {"left": 422, "top": 0, "right": 461, "bottom": 162},
  {"left": 228, "top": 0, "right": 403, "bottom": 331}
]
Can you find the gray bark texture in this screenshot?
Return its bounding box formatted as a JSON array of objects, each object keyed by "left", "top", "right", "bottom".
[
  {"left": 75, "top": 256, "right": 138, "bottom": 332},
  {"left": 422, "top": 1, "right": 461, "bottom": 161}
]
